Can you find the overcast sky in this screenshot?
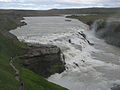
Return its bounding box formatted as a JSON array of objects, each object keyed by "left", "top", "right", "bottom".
[{"left": 0, "top": 0, "right": 120, "bottom": 10}]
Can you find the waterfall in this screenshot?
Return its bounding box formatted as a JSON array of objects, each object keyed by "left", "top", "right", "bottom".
[{"left": 10, "top": 16, "right": 120, "bottom": 90}]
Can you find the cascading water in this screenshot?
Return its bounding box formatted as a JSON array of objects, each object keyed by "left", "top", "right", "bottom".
[{"left": 10, "top": 16, "right": 120, "bottom": 90}]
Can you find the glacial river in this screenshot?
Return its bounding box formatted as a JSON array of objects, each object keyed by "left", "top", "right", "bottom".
[{"left": 10, "top": 16, "right": 120, "bottom": 90}]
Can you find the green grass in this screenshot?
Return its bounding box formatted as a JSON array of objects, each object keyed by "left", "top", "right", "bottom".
[
  {"left": 0, "top": 14, "right": 67, "bottom": 90},
  {"left": 20, "top": 68, "right": 67, "bottom": 90},
  {"left": 0, "top": 32, "right": 25, "bottom": 90}
]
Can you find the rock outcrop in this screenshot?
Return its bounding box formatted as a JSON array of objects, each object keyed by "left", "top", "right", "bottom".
[{"left": 21, "top": 44, "right": 66, "bottom": 78}]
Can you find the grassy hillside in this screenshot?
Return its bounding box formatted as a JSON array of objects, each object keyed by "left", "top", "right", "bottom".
[
  {"left": 0, "top": 32, "right": 24, "bottom": 90},
  {"left": 66, "top": 15, "right": 108, "bottom": 25},
  {"left": 20, "top": 68, "right": 67, "bottom": 90},
  {"left": 0, "top": 14, "right": 67, "bottom": 90}
]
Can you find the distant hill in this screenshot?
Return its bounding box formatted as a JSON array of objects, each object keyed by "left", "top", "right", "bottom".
[{"left": 0, "top": 8, "right": 120, "bottom": 16}]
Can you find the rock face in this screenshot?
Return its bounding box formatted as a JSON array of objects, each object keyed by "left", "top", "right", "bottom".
[
  {"left": 103, "top": 22, "right": 120, "bottom": 47},
  {"left": 21, "top": 44, "right": 65, "bottom": 78},
  {"left": 94, "top": 20, "right": 120, "bottom": 47}
]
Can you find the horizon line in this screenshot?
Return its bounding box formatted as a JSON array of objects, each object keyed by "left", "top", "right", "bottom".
[{"left": 0, "top": 6, "right": 120, "bottom": 11}]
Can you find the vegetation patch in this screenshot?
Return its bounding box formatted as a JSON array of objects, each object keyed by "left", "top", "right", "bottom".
[
  {"left": 66, "top": 14, "right": 108, "bottom": 25},
  {"left": 20, "top": 68, "right": 67, "bottom": 90}
]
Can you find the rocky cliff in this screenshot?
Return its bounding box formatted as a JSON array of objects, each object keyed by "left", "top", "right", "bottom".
[
  {"left": 21, "top": 43, "right": 66, "bottom": 78},
  {"left": 93, "top": 19, "right": 120, "bottom": 47}
]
